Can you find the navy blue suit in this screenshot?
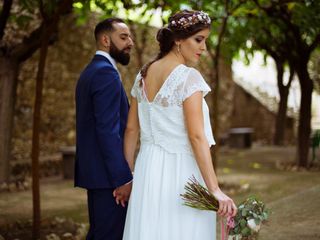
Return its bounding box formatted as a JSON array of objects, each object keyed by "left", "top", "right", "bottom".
[{"left": 75, "top": 54, "right": 133, "bottom": 240}]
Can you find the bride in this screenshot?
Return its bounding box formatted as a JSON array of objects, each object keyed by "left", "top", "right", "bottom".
[{"left": 121, "top": 10, "right": 237, "bottom": 240}]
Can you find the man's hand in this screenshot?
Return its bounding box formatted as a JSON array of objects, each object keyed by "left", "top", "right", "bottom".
[{"left": 113, "top": 182, "right": 132, "bottom": 207}]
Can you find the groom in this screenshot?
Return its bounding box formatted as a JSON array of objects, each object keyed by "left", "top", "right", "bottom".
[{"left": 75, "top": 18, "right": 134, "bottom": 240}]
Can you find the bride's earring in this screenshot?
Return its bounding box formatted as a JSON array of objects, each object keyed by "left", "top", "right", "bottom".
[
  {"left": 174, "top": 43, "right": 182, "bottom": 58},
  {"left": 177, "top": 44, "right": 181, "bottom": 54}
]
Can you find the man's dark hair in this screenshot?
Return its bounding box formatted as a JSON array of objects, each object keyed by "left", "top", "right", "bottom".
[{"left": 94, "top": 18, "right": 124, "bottom": 41}]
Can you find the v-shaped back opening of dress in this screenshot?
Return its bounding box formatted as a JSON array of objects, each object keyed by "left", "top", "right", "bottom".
[{"left": 141, "top": 64, "right": 183, "bottom": 103}]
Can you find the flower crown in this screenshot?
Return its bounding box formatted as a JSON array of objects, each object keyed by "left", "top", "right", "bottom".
[{"left": 169, "top": 11, "right": 211, "bottom": 29}]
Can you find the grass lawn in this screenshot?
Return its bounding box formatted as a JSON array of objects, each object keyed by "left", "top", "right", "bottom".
[{"left": 0, "top": 145, "right": 319, "bottom": 239}]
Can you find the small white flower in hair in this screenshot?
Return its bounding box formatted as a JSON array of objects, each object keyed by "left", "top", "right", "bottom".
[{"left": 169, "top": 11, "right": 211, "bottom": 29}]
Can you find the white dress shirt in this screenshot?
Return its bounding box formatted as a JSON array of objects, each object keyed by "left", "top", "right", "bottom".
[{"left": 95, "top": 50, "right": 120, "bottom": 73}]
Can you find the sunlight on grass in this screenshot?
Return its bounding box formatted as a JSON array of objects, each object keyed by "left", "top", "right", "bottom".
[
  {"left": 239, "top": 179, "right": 249, "bottom": 185},
  {"left": 222, "top": 168, "right": 231, "bottom": 173},
  {"left": 227, "top": 159, "right": 234, "bottom": 164},
  {"left": 250, "top": 162, "right": 262, "bottom": 169},
  {"left": 237, "top": 152, "right": 245, "bottom": 157}
]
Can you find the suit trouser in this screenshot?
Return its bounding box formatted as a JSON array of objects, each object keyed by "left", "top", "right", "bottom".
[{"left": 86, "top": 189, "right": 127, "bottom": 240}]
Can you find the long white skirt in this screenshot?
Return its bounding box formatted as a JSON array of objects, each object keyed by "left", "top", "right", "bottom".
[{"left": 123, "top": 143, "right": 216, "bottom": 240}]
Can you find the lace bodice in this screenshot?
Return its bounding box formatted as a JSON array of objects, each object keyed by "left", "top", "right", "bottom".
[{"left": 131, "top": 64, "right": 215, "bottom": 154}]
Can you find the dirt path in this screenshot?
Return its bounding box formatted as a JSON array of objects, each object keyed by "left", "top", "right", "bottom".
[
  {"left": 2, "top": 177, "right": 320, "bottom": 240},
  {"left": 0, "top": 178, "right": 87, "bottom": 224},
  {"left": 1, "top": 146, "right": 319, "bottom": 240},
  {"left": 259, "top": 184, "right": 320, "bottom": 240},
  {"left": 216, "top": 184, "right": 320, "bottom": 240}
]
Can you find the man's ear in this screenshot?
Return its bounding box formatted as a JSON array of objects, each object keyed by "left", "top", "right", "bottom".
[{"left": 102, "top": 33, "right": 110, "bottom": 49}]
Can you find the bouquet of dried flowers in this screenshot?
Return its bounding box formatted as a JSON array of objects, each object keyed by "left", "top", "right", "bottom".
[{"left": 181, "top": 176, "right": 269, "bottom": 240}]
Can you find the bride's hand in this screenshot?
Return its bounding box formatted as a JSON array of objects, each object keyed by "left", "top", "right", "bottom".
[{"left": 212, "top": 188, "right": 237, "bottom": 217}]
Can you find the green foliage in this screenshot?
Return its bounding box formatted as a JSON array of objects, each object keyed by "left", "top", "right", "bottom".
[
  {"left": 9, "top": 14, "right": 34, "bottom": 28},
  {"left": 6, "top": 0, "right": 84, "bottom": 28},
  {"left": 18, "top": 0, "right": 38, "bottom": 12},
  {"left": 309, "top": 51, "right": 320, "bottom": 93},
  {"left": 7, "top": 0, "right": 38, "bottom": 28},
  {"left": 312, "top": 130, "right": 320, "bottom": 148},
  {"left": 228, "top": 0, "right": 320, "bottom": 64},
  {"left": 73, "top": 1, "right": 97, "bottom": 25},
  {"left": 229, "top": 196, "right": 270, "bottom": 238},
  {"left": 291, "top": 1, "right": 320, "bottom": 43},
  {"left": 6, "top": 0, "right": 320, "bottom": 63}
]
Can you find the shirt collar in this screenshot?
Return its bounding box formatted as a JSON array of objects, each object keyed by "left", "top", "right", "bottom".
[{"left": 95, "top": 50, "right": 118, "bottom": 71}]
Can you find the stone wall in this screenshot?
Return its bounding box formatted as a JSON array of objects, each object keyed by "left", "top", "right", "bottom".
[
  {"left": 230, "top": 84, "right": 296, "bottom": 144},
  {"left": 13, "top": 14, "right": 97, "bottom": 162}
]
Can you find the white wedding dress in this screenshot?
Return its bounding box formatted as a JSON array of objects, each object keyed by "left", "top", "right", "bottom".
[{"left": 123, "top": 64, "right": 216, "bottom": 240}]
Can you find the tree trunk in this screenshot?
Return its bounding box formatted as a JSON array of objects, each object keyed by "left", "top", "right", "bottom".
[
  {"left": 274, "top": 87, "right": 289, "bottom": 145},
  {"left": 273, "top": 62, "right": 293, "bottom": 145},
  {"left": 211, "top": 64, "right": 219, "bottom": 170},
  {"left": 31, "top": 23, "right": 52, "bottom": 240},
  {"left": 208, "top": 5, "right": 229, "bottom": 170},
  {"left": 296, "top": 64, "right": 313, "bottom": 168},
  {"left": 30, "top": 2, "right": 73, "bottom": 238},
  {"left": 0, "top": 58, "right": 19, "bottom": 183},
  {"left": 207, "top": 47, "right": 220, "bottom": 170}
]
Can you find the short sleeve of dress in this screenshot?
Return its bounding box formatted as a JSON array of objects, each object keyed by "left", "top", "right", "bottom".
[
  {"left": 182, "top": 68, "right": 211, "bottom": 101},
  {"left": 131, "top": 72, "right": 142, "bottom": 98}
]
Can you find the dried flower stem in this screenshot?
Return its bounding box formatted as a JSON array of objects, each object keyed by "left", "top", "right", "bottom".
[{"left": 180, "top": 176, "right": 219, "bottom": 211}]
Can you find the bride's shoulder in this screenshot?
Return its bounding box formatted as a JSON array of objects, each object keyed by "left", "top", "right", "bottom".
[
  {"left": 133, "top": 71, "right": 142, "bottom": 83},
  {"left": 136, "top": 70, "right": 142, "bottom": 78},
  {"left": 182, "top": 65, "right": 205, "bottom": 81}
]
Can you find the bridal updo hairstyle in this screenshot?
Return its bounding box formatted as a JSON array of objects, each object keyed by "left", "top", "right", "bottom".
[{"left": 140, "top": 10, "right": 211, "bottom": 79}]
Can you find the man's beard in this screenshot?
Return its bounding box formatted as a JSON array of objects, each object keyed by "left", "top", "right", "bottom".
[{"left": 109, "top": 40, "right": 131, "bottom": 66}]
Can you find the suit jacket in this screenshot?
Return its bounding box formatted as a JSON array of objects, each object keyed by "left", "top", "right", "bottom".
[{"left": 75, "top": 54, "right": 133, "bottom": 189}]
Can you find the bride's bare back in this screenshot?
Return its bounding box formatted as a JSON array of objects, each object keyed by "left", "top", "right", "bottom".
[{"left": 143, "top": 60, "right": 182, "bottom": 102}]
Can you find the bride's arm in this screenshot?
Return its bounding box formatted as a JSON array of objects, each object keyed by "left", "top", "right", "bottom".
[
  {"left": 183, "top": 92, "right": 237, "bottom": 217},
  {"left": 183, "top": 92, "right": 218, "bottom": 191},
  {"left": 124, "top": 97, "right": 140, "bottom": 171}
]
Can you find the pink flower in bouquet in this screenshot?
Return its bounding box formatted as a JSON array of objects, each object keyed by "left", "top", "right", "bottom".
[{"left": 227, "top": 216, "right": 235, "bottom": 229}]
